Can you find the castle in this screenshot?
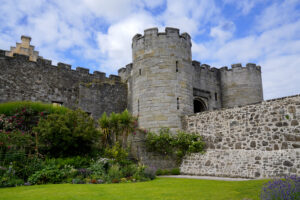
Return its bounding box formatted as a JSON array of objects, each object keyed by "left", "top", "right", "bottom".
[
  {"left": 118, "top": 27, "right": 263, "bottom": 131},
  {"left": 0, "top": 27, "right": 299, "bottom": 178}
]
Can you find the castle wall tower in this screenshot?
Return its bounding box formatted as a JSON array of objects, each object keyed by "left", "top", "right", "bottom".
[
  {"left": 5, "top": 36, "right": 41, "bottom": 61},
  {"left": 220, "top": 63, "right": 263, "bottom": 108},
  {"left": 129, "top": 27, "right": 194, "bottom": 131}
]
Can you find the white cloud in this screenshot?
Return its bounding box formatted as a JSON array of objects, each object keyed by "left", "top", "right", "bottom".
[
  {"left": 255, "top": 0, "right": 300, "bottom": 31},
  {"left": 0, "top": 0, "right": 299, "bottom": 99},
  {"left": 96, "top": 12, "right": 158, "bottom": 72},
  {"left": 223, "top": 0, "right": 264, "bottom": 15},
  {"left": 210, "top": 21, "right": 236, "bottom": 42},
  {"left": 160, "top": 0, "right": 220, "bottom": 35}
]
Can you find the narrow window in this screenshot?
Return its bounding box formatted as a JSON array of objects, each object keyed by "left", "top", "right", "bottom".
[
  {"left": 52, "top": 101, "right": 63, "bottom": 107},
  {"left": 139, "top": 69, "right": 142, "bottom": 75},
  {"left": 177, "top": 97, "right": 179, "bottom": 110},
  {"left": 215, "top": 93, "right": 218, "bottom": 101},
  {"left": 138, "top": 99, "right": 140, "bottom": 113},
  {"left": 86, "top": 112, "right": 91, "bottom": 116},
  {"left": 176, "top": 61, "right": 178, "bottom": 72}
]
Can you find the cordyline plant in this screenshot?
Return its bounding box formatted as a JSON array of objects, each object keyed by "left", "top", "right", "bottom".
[
  {"left": 98, "top": 110, "right": 138, "bottom": 148},
  {"left": 261, "top": 175, "right": 300, "bottom": 200}
]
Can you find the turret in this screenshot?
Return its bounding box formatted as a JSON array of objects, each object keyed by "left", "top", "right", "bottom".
[
  {"left": 220, "top": 63, "right": 263, "bottom": 108},
  {"left": 130, "top": 27, "right": 193, "bottom": 132}
]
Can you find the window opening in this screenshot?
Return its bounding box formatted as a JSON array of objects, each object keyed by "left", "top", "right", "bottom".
[
  {"left": 52, "top": 101, "right": 63, "bottom": 107},
  {"left": 194, "top": 99, "right": 207, "bottom": 113}
]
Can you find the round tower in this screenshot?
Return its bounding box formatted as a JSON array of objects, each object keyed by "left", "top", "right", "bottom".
[
  {"left": 131, "top": 27, "right": 193, "bottom": 132},
  {"left": 220, "top": 63, "right": 263, "bottom": 108}
]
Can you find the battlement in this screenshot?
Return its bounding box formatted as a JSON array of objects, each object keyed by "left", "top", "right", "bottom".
[
  {"left": 220, "top": 63, "right": 261, "bottom": 72},
  {"left": 132, "top": 27, "right": 191, "bottom": 47},
  {"left": 0, "top": 50, "right": 121, "bottom": 82},
  {"left": 192, "top": 61, "right": 219, "bottom": 73}
]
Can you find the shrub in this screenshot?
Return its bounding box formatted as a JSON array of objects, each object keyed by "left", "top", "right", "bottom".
[
  {"left": 108, "top": 164, "right": 122, "bottom": 181},
  {"left": 104, "top": 143, "right": 129, "bottom": 164},
  {"left": 261, "top": 176, "right": 300, "bottom": 200},
  {"left": 146, "top": 128, "right": 174, "bottom": 155},
  {"left": 121, "top": 164, "right": 138, "bottom": 178},
  {"left": 170, "top": 168, "right": 180, "bottom": 175},
  {"left": 0, "top": 163, "right": 24, "bottom": 188},
  {"left": 34, "top": 109, "right": 100, "bottom": 157},
  {"left": 88, "top": 158, "right": 111, "bottom": 178},
  {"left": 0, "top": 101, "right": 68, "bottom": 116},
  {"left": 28, "top": 164, "right": 65, "bottom": 184},
  {"left": 98, "top": 110, "right": 138, "bottom": 148},
  {"left": 45, "top": 156, "right": 92, "bottom": 169},
  {"left": 145, "top": 128, "right": 205, "bottom": 162},
  {"left": 133, "top": 164, "right": 149, "bottom": 181}
]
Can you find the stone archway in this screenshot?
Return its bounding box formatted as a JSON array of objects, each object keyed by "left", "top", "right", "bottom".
[{"left": 194, "top": 98, "right": 207, "bottom": 113}]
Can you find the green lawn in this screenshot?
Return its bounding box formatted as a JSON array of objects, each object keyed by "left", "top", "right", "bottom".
[{"left": 0, "top": 177, "right": 268, "bottom": 200}]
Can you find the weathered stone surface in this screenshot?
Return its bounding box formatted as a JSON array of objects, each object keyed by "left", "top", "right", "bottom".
[
  {"left": 181, "top": 95, "right": 300, "bottom": 178},
  {"left": 119, "top": 27, "right": 263, "bottom": 132},
  {"left": 291, "top": 120, "right": 299, "bottom": 126},
  {"left": 250, "top": 141, "right": 256, "bottom": 148},
  {"left": 283, "top": 160, "right": 293, "bottom": 167},
  {"left": 181, "top": 149, "right": 300, "bottom": 178},
  {"left": 0, "top": 53, "right": 127, "bottom": 119}
]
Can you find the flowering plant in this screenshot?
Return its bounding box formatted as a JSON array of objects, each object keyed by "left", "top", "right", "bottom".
[{"left": 261, "top": 175, "right": 300, "bottom": 200}]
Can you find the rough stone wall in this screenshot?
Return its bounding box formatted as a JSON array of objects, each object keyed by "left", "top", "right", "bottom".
[
  {"left": 129, "top": 27, "right": 194, "bottom": 132},
  {"left": 0, "top": 51, "right": 127, "bottom": 119},
  {"left": 181, "top": 95, "right": 300, "bottom": 178},
  {"left": 192, "top": 61, "right": 221, "bottom": 110},
  {"left": 129, "top": 132, "right": 178, "bottom": 171},
  {"left": 220, "top": 63, "right": 263, "bottom": 108},
  {"left": 181, "top": 149, "right": 299, "bottom": 178}
]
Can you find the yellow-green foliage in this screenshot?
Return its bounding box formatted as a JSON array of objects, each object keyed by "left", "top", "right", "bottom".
[{"left": 0, "top": 101, "right": 69, "bottom": 116}]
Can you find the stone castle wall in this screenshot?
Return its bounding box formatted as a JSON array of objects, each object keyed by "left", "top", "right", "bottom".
[
  {"left": 0, "top": 50, "right": 127, "bottom": 119},
  {"left": 181, "top": 95, "right": 300, "bottom": 178},
  {"left": 192, "top": 61, "right": 222, "bottom": 110}
]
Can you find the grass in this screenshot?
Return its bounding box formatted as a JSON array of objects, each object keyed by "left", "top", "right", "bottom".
[
  {"left": 0, "top": 101, "right": 69, "bottom": 115},
  {"left": 0, "top": 177, "right": 268, "bottom": 200}
]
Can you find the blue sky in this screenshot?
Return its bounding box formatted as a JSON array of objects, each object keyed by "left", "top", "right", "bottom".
[{"left": 0, "top": 0, "right": 299, "bottom": 100}]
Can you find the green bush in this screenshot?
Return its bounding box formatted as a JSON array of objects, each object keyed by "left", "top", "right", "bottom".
[
  {"left": 28, "top": 164, "right": 65, "bottom": 184},
  {"left": 145, "top": 128, "right": 205, "bottom": 162},
  {"left": 45, "top": 156, "right": 92, "bottom": 169},
  {"left": 34, "top": 109, "right": 100, "bottom": 157},
  {"left": 170, "top": 168, "right": 180, "bottom": 175},
  {"left": 98, "top": 110, "right": 138, "bottom": 148},
  {"left": 155, "top": 168, "right": 180, "bottom": 175},
  {"left": 104, "top": 142, "right": 129, "bottom": 164},
  {"left": 108, "top": 164, "right": 122, "bottom": 182},
  {"left": 0, "top": 101, "right": 69, "bottom": 116},
  {"left": 0, "top": 163, "right": 24, "bottom": 188},
  {"left": 88, "top": 158, "right": 111, "bottom": 178}
]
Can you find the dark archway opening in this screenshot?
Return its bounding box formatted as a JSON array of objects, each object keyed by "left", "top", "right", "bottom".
[{"left": 194, "top": 99, "right": 207, "bottom": 113}]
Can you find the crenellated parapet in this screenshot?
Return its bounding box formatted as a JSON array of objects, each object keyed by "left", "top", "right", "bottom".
[
  {"left": 132, "top": 27, "right": 192, "bottom": 62},
  {"left": 132, "top": 27, "right": 191, "bottom": 47},
  {"left": 220, "top": 63, "right": 263, "bottom": 108},
  {"left": 192, "top": 60, "right": 219, "bottom": 74},
  {"left": 0, "top": 49, "right": 121, "bottom": 83},
  {"left": 220, "top": 63, "right": 261, "bottom": 72},
  {"left": 118, "top": 63, "right": 132, "bottom": 82}
]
